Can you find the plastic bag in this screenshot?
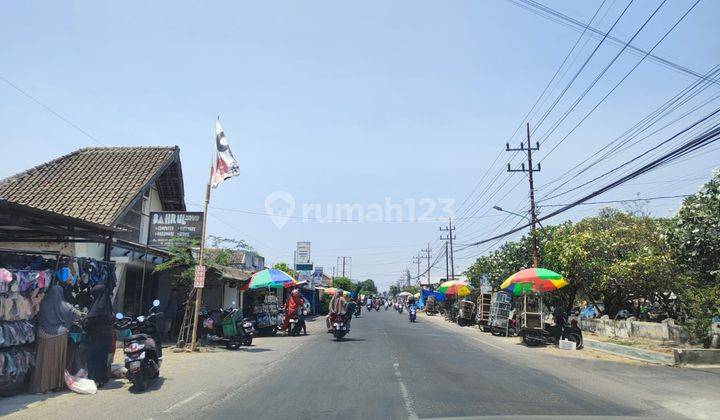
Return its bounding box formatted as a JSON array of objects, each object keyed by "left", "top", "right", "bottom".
[{"left": 64, "top": 370, "right": 97, "bottom": 394}]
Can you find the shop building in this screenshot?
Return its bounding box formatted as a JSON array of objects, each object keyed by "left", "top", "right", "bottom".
[{"left": 0, "top": 146, "right": 187, "bottom": 314}]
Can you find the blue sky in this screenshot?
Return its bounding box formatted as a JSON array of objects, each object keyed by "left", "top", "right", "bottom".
[{"left": 2, "top": 0, "right": 719, "bottom": 289}]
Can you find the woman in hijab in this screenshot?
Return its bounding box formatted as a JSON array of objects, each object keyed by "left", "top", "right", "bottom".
[
  {"left": 85, "top": 284, "right": 113, "bottom": 387},
  {"left": 30, "top": 285, "right": 82, "bottom": 393}
]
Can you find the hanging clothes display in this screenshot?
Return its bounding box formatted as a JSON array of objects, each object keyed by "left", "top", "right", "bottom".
[
  {"left": 0, "top": 254, "right": 55, "bottom": 395},
  {"left": 54, "top": 257, "right": 116, "bottom": 312},
  {"left": 0, "top": 250, "right": 116, "bottom": 395}
]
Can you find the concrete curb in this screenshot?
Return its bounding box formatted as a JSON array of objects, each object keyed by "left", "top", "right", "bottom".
[
  {"left": 584, "top": 339, "right": 675, "bottom": 365},
  {"left": 674, "top": 348, "right": 720, "bottom": 366}
]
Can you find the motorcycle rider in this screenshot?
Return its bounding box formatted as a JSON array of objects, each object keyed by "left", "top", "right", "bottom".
[
  {"left": 326, "top": 292, "right": 347, "bottom": 333},
  {"left": 284, "top": 288, "right": 305, "bottom": 333}
]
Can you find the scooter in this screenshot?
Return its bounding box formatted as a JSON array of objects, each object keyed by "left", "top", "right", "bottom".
[
  {"left": 287, "top": 308, "right": 306, "bottom": 336},
  {"left": 397, "top": 304, "right": 403, "bottom": 315},
  {"left": 331, "top": 314, "right": 349, "bottom": 341},
  {"left": 114, "top": 300, "right": 163, "bottom": 392},
  {"left": 520, "top": 320, "right": 583, "bottom": 349},
  {"left": 200, "top": 302, "right": 254, "bottom": 349},
  {"left": 490, "top": 318, "right": 518, "bottom": 337},
  {"left": 408, "top": 305, "right": 417, "bottom": 322},
  {"left": 354, "top": 303, "right": 361, "bottom": 318}
]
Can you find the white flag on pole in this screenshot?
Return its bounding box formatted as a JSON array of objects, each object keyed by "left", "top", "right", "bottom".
[{"left": 210, "top": 117, "right": 240, "bottom": 188}]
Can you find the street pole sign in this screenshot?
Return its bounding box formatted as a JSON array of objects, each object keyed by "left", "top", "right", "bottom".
[
  {"left": 296, "top": 241, "right": 311, "bottom": 263},
  {"left": 194, "top": 265, "right": 206, "bottom": 288}
]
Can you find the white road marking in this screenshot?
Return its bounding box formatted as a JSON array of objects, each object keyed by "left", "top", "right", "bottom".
[
  {"left": 392, "top": 358, "right": 418, "bottom": 420},
  {"left": 163, "top": 391, "right": 205, "bottom": 413}
]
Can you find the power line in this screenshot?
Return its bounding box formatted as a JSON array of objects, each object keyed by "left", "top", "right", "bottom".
[
  {"left": 0, "top": 74, "right": 105, "bottom": 146},
  {"left": 536, "top": 0, "right": 700, "bottom": 163},
  {"left": 539, "top": 194, "right": 691, "bottom": 207},
  {"left": 464, "top": 114, "right": 720, "bottom": 247},
  {"left": 505, "top": 0, "right": 719, "bottom": 86}
]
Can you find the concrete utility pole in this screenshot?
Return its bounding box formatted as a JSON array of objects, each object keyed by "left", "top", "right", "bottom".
[
  {"left": 412, "top": 254, "right": 422, "bottom": 286},
  {"left": 440, "top": 218, "right": 456, "bottom": 279},
  {"left": 444, "top": 241, "right": 449, "bottom": 283},
  {"left": 506, "top": 122, "right": 541, "bottom": 268},
  {"left": 421, "top": 243, "right": 432, "bottom": 287}
]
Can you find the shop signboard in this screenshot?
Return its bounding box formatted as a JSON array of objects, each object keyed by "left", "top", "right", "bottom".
[
  {"left": 148, "top": 211, "right": 204, "bottom": 248},
  {"left": 194, "top": 265, "right": 206, "bottom": 288},
  {"left": 296, "top": 241, "right": 311, "bottom": 263},
  {"left": 295, "top": 263, "right": 313, "bottom": 272}
]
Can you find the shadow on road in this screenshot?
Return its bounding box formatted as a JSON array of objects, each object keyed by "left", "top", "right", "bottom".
[
  {"left": 130, "top": 377, "right": 166, "bottom": 394},
  {"left": 243, "top": 347, "right": 272, "bottom": 353},
  {"left": 333, "top": 337, "right": 365, "bottom": 342}
]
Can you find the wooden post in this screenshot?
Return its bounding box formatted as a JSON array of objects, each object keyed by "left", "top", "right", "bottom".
[{"left": 190, "top": 182, "right": 211, "bottom": 351}]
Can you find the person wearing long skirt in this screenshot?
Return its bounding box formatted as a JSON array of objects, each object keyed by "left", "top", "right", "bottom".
[
  {"left": 30, "top": 285, "right": 82, "bottom": 393},
  {"left": 85, "top": 284, "right": 113, "bottom": 387}
]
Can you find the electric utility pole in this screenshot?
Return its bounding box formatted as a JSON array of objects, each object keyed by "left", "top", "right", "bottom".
[
  {"left": 412, "top": 254, "right": 422, "bottom": 286},
  {"left": 440, "top": 218, "right": 456, "bottom": 279},
  {"left": 506, "top": 122, "right": 541, "bottom": 268},
  {"left": 421, "top": 243, "right": 432, "bottom": 288},
  {"left": 444, "top": 242, "right": 449, "bottom": 283}
]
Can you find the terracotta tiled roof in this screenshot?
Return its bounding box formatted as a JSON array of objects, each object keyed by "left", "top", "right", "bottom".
[{"left": 0, "top": 147, "right": 181, "bottom": 227}]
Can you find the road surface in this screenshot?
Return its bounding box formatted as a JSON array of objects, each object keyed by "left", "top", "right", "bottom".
[{"left": 4, "top": 310, "right": 720, "bottom": 419}]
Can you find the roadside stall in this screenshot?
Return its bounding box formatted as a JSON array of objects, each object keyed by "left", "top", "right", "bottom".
[
  {"left": 247, "top": 269, "right": 296, "bottom": 335},
  {"left": 488, "top": 290, "right": 515, "bottom": 336},
  {"left": 500, "top": 268, "right": 582, "bottom": 349},
  {"left": 437, "top": 280, "right": 474, "bottom": 324},
  {"left": 421, "top": 289, "right": 444, "bottom": 315},
  {"left": 475, "top": 292, "right": 492, "bottom": 331},
  {"left": 457, "top": 299, "right": 476, "bottom": 326},
  {"left": 0, "top": 249, "right": 116, "bottom": 395}
]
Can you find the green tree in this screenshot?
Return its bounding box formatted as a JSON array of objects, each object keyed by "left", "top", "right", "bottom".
[
  {"left": 153, "top": 237, "right": 199, "bottom": 287},
  {"left": 272, "top": 262, "right": 296, "bottom": 278},
  {"left": 389, "top": 284, "right": 401, "bottom": 297},
  {"left": 667, "top": 170, "right": 720, "bottom": 337},
  {"left": 358, "top": 279, "right": 378, "bottom": 295},
  {"left": 332, "top": 276, "right": 354, "bottom": 292}
]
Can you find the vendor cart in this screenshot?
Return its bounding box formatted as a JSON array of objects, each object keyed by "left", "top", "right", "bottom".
[
  {"left": 488, "top": 291, "right": 515, "bottom": 336},
  {"left": 518, "top": 294, "right": 544, "bottom": 342},
  {"left": 252, "top": 294, "right": 283, "bottom": 335},
  {"left": 425, "top": 295, "right": 438, "bottom": 315},
  {"left": 475, "top": 292, "right": 492, "bottom": 331},
  {"left": 457, "top": 299, "right": 476, "bottom": 326}
]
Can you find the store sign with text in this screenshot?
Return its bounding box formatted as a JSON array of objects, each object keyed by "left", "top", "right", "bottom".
[{"left": 148, "top": 211, "right": 204, "bottom": 248}]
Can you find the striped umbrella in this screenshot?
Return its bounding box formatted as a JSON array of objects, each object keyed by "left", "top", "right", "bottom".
[
  {"left": 437, "top": 280, "right": 474, "bottom": 297},
  {"left": 248, "top": 269, "right": 297, "bottom": 289},
  {"left": 500, "top": 268, "right": 568, "bottom": 296}
]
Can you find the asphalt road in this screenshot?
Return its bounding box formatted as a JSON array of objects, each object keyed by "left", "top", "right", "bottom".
[
  {"left": 5, "top": 310, "right": 720, "bottom": 419},
  {"left": 187, "top": 310, "right": 720, "bottom": 420}
]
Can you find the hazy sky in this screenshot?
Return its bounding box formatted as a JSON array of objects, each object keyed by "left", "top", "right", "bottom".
[{"left": 2, "top": 0, "right": 719, "bottom": 289}]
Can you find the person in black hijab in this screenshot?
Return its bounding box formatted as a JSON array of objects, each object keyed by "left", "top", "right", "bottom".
[
  {"left": 30, "top": 285, "right": 83, "bottom": 393},
  {"left": 85, "top": 284, "right": 113, "bottom": 387}
]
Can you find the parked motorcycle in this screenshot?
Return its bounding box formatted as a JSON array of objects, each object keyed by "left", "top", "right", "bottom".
[
  {"left": 490, "top": 318, "right": 518, "bottom": 337},
  {"left": 114, "top": 300, "right": 163, "bottom": 392},
  {"left": 331, "top": 314, "right": 349, "bottom": 341},
  {"left": 408, "top": 305, "right": 417, "bottom": 323},
  {"left": 521, "top": 320, "right": 583, "bottom": 349},
  {"left": 200, "top": 302, "right": 254, "bottom": 349}
]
